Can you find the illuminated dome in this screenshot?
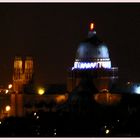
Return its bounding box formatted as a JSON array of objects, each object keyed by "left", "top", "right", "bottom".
[
  {"left": 73, "top": 23, "right": 111, "bottom": 70},
  {"left": 76, "top": 35, "right": 110, "bottom": 61}
]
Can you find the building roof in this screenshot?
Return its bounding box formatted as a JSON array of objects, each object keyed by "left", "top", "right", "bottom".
[{"left": 75, "top": 31, "right": 110, "bottom": 62}]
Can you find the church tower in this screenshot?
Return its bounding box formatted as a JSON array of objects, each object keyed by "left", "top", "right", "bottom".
[
  {"left": 24, "top": 57, "right": 33, "bottom": 82},
  {"left": 13, "top": 57, "right": 24, "bottom": 93},
  {"left": 13, "top": 56, "right": 34, "bottom": 93},
  {"left": 11, "top": 56, "right": 34, "bottom": 117}
]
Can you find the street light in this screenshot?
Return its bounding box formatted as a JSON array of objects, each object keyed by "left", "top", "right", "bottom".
[
  {"left": 5, "top": 105, "right": 11, "bottom": 112},
  {"left": 105, "top": 129, "right": 110, "bottom": 134},
  {"left": 5, "top": 90, "right": 9, "bottom": 94},
  {"left": 37, "top": 88, "right": 45, "bottom": 95},
  {"left": 8, "top": 84, "right": 12, "bottom": 89}
]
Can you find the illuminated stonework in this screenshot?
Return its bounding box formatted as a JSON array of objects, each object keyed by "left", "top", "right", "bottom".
[
  {"left": 94, "top": 93, "right": 122, "bottom": 105},
  {"left": 13, "top": 56, "right": 34, "bottom": 93},
  {"left": 55, "top": 95, "right": 68, "bottom": 104}
]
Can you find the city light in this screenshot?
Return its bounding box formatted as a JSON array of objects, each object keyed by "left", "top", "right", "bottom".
[
  {"left": 134, "top": 85, "right": 140, "bottom": 94},
  {"left": 36, "top": 116, "right": 39, "bottom": 119},
  {"left": 72, "top": 61, "right": 111, "bottom": 69},
  {"left": 54, "top": 132, "right": 56, "bottom": 136},
  {"left": 5, "top": 90, "right": 9, "bottom": 94},
  {"left": 5, "top": 105, "right": 11, "bottom": 112},
  {"left": 8, "top": 84, "right": 12, "bottom": 89},
  {"left": 127, "top": 82, "right": 131, "bottom": 85},
  {"left": 104, "top": 125, "right": 107, "bottom": 128},
  {"left": 54, "top": 129, "right": 57, "bottom": 136},
  {"left": 37, "top": 88, "right": 45, "bottom": 95},
  {"left": 90, "top": 23, "right": 94, "bottom": 31},
  {"left": 56, "top": 95, "right": 66, "bottom": 103},
  {"left": 105, "top": 129, "right": 110, "bottom": 134}
]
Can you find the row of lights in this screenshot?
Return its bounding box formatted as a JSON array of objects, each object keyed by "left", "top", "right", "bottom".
[
  {"left": 6, "top": 83, "right": 46, "bottom": 95},
  {"left": 72, "top": 61, "right": 111, "bottom": 70},
  {"left": 33, "top": 112, "right": 57, "bottom": 136}
]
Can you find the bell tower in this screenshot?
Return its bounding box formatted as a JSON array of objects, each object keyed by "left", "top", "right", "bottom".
[
  {"left": 24, "top": 57, "right": 33, "bottom": 82},
  {"left": 13, "top": 56, "right": 34, "bottom": 93},
  {"left": 11, "top": 56, "right": 34, "bottom": 117},
  {"left": 13, "top": 57, "right": 24, "bottom": 93}
]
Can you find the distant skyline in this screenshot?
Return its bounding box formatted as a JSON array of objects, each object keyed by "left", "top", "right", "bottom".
[{"left": 0, "top": 3, "right": 140, "bottom": 86}]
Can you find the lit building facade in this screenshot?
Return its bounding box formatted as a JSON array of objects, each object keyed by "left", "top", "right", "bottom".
[
  {"left": 1, "top": 23, "right": 140, "bottom": 120},
  {"left": 13, "top": 56, "right": 34, "bottom": 93},
  {"left": 11, "top": 56, "right": 34, "bottom": 117}
]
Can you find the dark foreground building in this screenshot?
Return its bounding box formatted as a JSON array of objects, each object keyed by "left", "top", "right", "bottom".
[{"left": 0, "top": 23, "right": 140, "bottom": 137}]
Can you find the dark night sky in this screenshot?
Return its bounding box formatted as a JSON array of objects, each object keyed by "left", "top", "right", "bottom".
[{"left": 0, "top": 3, "right": 140, "bottom": 86}]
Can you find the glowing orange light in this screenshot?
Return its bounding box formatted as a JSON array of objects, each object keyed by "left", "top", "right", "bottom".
[
  {"left": 8, "top": 84, "right": 12, "bottom": 89},
  {"left": 90, "top": 23, "right": 94, "bottom": 31},
  {"left": 56, "top": 95, "right": 66, "bottom": 103},
  {"left": 5, "top": 105, "right": 11, "bottom": 112}
]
